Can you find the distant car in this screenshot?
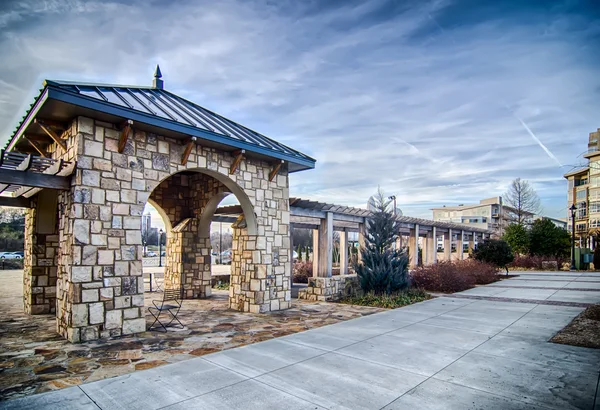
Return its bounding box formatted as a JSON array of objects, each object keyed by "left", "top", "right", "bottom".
[
  {"left": 161, "top": 251, "right": 166, "bottom": 257},
  {"left": 293, "top": 250, "right": 298, "bottom": 262},
  {"left": 146, "top": 251, "right": 158, "bottom": 257},
  {"left": 1, "top": 252, "right": 23, "bottom": 259},
  {"left": 220, "top": 250, "right": 232, "bottom": 265}
]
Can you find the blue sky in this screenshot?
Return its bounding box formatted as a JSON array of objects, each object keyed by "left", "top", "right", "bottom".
[{"left": 1, "top": 0, "right": 599, "bottom": 223}]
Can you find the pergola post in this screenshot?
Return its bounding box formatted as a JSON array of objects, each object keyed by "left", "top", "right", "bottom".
[
  {"left": 460, "top": 230, "right": 465, "bottom": 260},
  {"left": 409, "top": 224, "right": 419, "bottom": 268},
  {"left": 312, "top": 229, "right": 319, "bottom": 277},
  {"left": 357, "top": 223, "right": 366, "bottom": 263},
  {"left": 339, "top": 230, "right": 348, "bottom": 275},
  {"left": 318, "top": 212, "right": 333, "bottom": 277},
  {"left": 470, "top": 232, "right": 476, "bottom": 254},
  {"left": 445, "top": 229, "right": 452, "bottom": 261},
  {"left": 432, "top": 226, "right": 437, "bottom": 264}
]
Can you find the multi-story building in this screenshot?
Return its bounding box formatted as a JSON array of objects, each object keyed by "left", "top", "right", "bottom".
[
  {"left": 564, "top": 128, "right": 600, "bottom": 248},
  {"left": 432, "top": 197, "right": 525, "bottom": 237}
]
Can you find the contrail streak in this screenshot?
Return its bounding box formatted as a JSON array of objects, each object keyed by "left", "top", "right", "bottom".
[{"left": 514, "top": 115, "right": 563, "bottom": 167}]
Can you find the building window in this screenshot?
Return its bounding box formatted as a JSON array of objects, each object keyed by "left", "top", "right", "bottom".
[
  {"left": 590, "top": 202, "right": 600, "bottom": 214},
  {"left": 576, "top": 190, "right": 587, "bottom": 200},
  {"left": 591, "top": 219, "right": 600, "bottom": 228}
]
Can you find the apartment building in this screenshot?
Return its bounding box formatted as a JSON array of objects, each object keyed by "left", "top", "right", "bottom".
[{"left": 564, "top": 128, "right": 600, "bottom": 248}]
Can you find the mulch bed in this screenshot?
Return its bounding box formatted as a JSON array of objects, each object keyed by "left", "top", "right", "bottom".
[{"left": 550, "top": 304, "right": 600, "bottom": 349}]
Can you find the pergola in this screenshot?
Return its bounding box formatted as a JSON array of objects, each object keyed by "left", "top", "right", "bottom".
[{"left": 215, "top": 197, "right": 493, "bottom": 277}]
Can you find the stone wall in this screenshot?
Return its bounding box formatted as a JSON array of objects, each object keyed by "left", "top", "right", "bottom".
[
  {"left": 23, "top": 115, "right": 292, "bottom": 342},
  {"left": 298, "top": 275, "right": 360, "bottom": 302}
]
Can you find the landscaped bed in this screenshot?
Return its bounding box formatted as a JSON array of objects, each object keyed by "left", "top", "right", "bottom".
[
  {"left": 551, "top": 304, "right": 600, "bottom": 349},
  {"left": 338, "top": 288, "right": 431, "bottom": 309}
]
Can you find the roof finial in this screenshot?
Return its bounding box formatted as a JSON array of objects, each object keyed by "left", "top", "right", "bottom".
[{"left": 152, "top": 65, "right": 164, "bottom": 89}]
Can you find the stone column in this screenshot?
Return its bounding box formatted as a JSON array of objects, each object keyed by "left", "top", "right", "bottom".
[
  {"left": 312, "top": 228, "right": 319, "bottom": 277},
  {"left": 459, "top": 230, "right": 465, "bottom": 260},
  {"left": 23, "top": 193, "right": 60, "bottom": 315},
  {"left": 339, "top": 230, "right": 348, "bottom": 275},
  {"left": 444, "top": 229, "right": 452, "bottom": 261},
  {"left": 318, "top": 212, "right": 333, "bottom": 277}
]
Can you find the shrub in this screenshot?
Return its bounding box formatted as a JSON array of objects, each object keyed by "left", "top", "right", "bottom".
[
  {"left": 293, "top": 261, "right": 313, "bottom": 283},
  {"left": 411, "top": 260, "right": 500, "bottom": 293},
  {"left": 509, "top": 254, "right": 569, "bottom": 271},
  {"left": 339, "top": 288, "right": 431, "bottom": 309},
  {"left": 472, "top": 239, "right": 514, "bottom": 274}
]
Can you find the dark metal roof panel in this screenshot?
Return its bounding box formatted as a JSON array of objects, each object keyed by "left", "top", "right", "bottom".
[{"left": 50, "top": 80, "right": 314, "bottom": 164}]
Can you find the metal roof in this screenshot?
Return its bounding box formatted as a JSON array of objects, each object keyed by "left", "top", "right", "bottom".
[{"left": 6, "top": 76, "right": 316, "bottom": 172}]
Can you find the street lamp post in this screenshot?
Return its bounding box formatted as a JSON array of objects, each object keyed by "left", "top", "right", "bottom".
[
  {"left": 570, "top": 204, "right": 577, "bottom": 271},
  {"left": 158, "top": 228, "right": 164, "bottom": 267}
]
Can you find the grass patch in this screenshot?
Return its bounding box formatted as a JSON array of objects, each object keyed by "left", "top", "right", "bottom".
[
  {"left": 551, "top": 304, "right": 600, "bottom": 349},
  {"left": 338, "top": 288, "right": 432, "bottom": 309}
]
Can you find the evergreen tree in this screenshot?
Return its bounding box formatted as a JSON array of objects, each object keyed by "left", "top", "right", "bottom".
[
  {"left": 503, "top": 224, "right": 530, "bottom": 255},
  {"left": 472, "top": 239, "right": 514, "bottom": 274},
  {"left": 354, "top": 189, "right": 409, "bottom": 295},
  {"left": 528, "top": 219, "right": 570, "bottom": 257}
]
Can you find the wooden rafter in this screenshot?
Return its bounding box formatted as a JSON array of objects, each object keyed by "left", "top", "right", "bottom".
[
  {"left": 24, "top": 136, "right": 48, "bottom": 158},
  {"left": 181, "top": 137, "right": 197, "bottom": 165},
  {"left": 269, "top": 160, "right": 284, "bottom": 182},
  {"left": 229, "top": 149, "right": 245, "bottom": 174},
  {"left": 118, "top": 120, "right": 133, "bottom": 153},
  {"left": 15, "top": 159, "right": 65, "bottom": 198},
  {"left": 35, "top": 119, "right": 67, "bottom": 151},
  {"left": 35, "top": 118, "right": 66, "bottom": 132}
]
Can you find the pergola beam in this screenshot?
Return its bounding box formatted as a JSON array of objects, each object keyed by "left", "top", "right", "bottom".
[
  {"left": 24, "top": 136, "right": 48, "bottom": 158},
  {"left": 181, "top": 137, "right": 197, "bottom": 165},
  {"left": 269, "top": 160, "right": 284, "bottom": 182},
  {"left": 0, "top": 169, "right": 70, "bottom": 190},
  {"left": 35, "top": 119, "right": 67, "bottom": 151},
  {"left": 118, "top": 120, "right": 133, "bottom": 153},
  {"left": 0, "top": 196, "right": 31, "bottom": 208},
  {"left": 229, "top": 149, "right": 245, "bottom": 174}
]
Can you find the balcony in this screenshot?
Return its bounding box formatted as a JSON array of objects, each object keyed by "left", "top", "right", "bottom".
[{"left": 574, "top": 180, "right": 588, "bottom": 187}]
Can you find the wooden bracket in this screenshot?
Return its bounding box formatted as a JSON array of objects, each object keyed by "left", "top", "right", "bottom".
[
  {"left": 269, "top": 160, "right": 284, "bottom": 182},
  {"left": 118, "top": 120, "right": 133, "bottom": 153},
  {"left": 24, "top": 136, "right": 48, "bottom": 158},
  {"left": 181, "top": 137, "right": 197, "bottom": 165},
  {"left": 35, "top": 118, "right": 67, "bottom": 134},
  {"left": 35, "top": 119, "right": 67, "bottom": 151},
  {"left": 229, "top": 149, "right": 245, "bottom": 174}
]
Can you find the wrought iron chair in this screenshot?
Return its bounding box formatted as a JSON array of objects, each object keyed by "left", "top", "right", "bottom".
[{"left": 148, "top": 286, "right": 185, "bottom": 332}]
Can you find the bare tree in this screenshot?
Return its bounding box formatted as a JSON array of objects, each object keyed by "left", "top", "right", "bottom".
[{"left": 503, "top": 178, "right": 540, "bottom": 225}]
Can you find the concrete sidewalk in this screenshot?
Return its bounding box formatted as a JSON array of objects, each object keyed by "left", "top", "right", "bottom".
[{"left": 2, "top": 271, "right": 600, "bottom": 409}]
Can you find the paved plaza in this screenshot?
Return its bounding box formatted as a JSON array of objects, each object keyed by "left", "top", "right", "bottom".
[{"left": 1, "top": 270, "right": 599, "bottom": 409}]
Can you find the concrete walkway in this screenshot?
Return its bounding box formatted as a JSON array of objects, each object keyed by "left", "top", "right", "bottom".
[{"left": 3, "top": 271, "right": 600, "bottom": 410}]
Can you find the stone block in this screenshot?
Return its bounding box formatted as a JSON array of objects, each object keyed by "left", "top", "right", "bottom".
[
  {"left": 123, "top": 307, "right": 139, "bottom": 320},
  {"left": 106, "top": 190, "right": 120, "bottom": 202},
  {"left": 126, "top": 230, "right": 142, "bottom": 245},
  {"left": 99, "top": 287, "right": 113, "bottom": 300},
  {"left": 72, "top": 303, "right": 88, "bottom": 327},
  {"left": 91, "top": 188, "right": 105, "bottom": 204},
  {"left": 98, "top": 250, "right": 114, "bottom": 265},
  {"left": 82, "top": 289, "right": 98, "bottom": 303},
  {"left": 115, "top": 261, "right": 129, "bottom": 276},
  {"left": 105, "top": 310, "right": 122, "bottom": 330},
  {"left": 82, "top": 246, "right": 97, "bottom": 265},
  {"left": 91, "top": 234, "right": 107, "bottom": 246},
  {"left": 122, "top": 318, "right": 146, "bottom": 335},
  {"left": 73, "top": 220, "right": 90, "bottom": 245},
  {"left": 89, "top": 302, "right": 104, "bottom": 325},
  {"left": 72, "top": 266, "right": 92, "bottom": 283},
  {"left": 123, "top": 217, "right": 140, "bottom": 229},
  {"left": 113, "top": 204, "right": 129, "bottom": 215},
  {"left": 82, "top": 170, "right": 100, "bottom": 187},
  {"left": 115, "top": 295, "right": 131, "bottom": 309},
  {"left": 85, "top": 141, "right": 104, "bottom": 157}
]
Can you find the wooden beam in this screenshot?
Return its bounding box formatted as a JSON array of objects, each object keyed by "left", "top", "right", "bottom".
[
  {"left": 15, "top": 159, "right": 63, "bottom": 198},
  {"left": 118, "top": 120, "right": 133, "bottom": 153},
  {"left": 35, "top": 118, "right": 67, "bottom": 131},
  {"left": 181, "top": 137, "right": 197, "bottom": 165},
  {"left": 24, "top": 137, "right": 48, "bottom": 158},
  {"left": 0, "top": 169, "right": 70, "bottom": 190},
  {"left": 16, "top": 154, "right": 33, "bottom": 171},
  {"left": 229, "top": 149, "right": 245, "bottom": 174},
  {"left": 269, "top": 160, "right": 284, "bottom": 182},
  {"left": 0, "top": 196, "right": 31, "bottom": 208},
  {"left": 35, "top": 119, "right": 67, "bottom": 151}
]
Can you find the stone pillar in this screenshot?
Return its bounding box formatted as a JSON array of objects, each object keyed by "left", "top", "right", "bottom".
[
  {"left": 23, "top": 193, "right": 59, "bottom": 315},
  {"left": 339, "top": 230, "right": 348, "bottom": 275},
  {"left": 459, "top": 230, "right": 465, "bottom": 260},
  {"left": 395, "top": 234, "right": 402, "bottom": 251},
  {"left": 470, "top": 233, "right": 477, "bottom": 253},
  {"left": 318, "top": 212, "right": 333, "bottom": 277},
  {"left": 312, "top": 229, "right": 319, "bottom": 277},
  {"left": 444, "top": 229, "right": 452, "bottom": 261}
]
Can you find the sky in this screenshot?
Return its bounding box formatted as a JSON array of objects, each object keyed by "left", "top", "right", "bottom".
[{"left": 1, "top": 0, "right": 599, "bottom": 224}]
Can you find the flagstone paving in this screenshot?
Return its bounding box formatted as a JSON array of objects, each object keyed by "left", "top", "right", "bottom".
[
  {"left": 0, "top": 270, "right": 383, "bottom": 401},
  {"left": 2, "top": 270, "right": 600, "bottom": 409}
]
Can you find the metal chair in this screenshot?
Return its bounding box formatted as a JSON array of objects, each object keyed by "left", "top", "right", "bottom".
[{"left": 148, "top": 286, "right": 185, "bottom": 332}]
